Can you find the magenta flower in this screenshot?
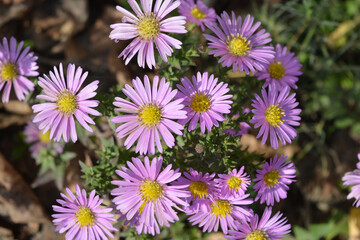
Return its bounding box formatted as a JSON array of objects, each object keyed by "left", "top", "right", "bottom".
[
  {"left": 52, "top": 185, "right": 117, "bottom": 240},
  {"left": 32, "top": 63, "right": 100, "bottom": 143},
  {"left": 176, "top": 72, "right": 233, "bottom": 133},
  {"left": 175, "top": 168, "right": 218, "bottom": 214},
  {"left": 250, "top": 86, "right": 301, "bottom": 149},
  {"left": 224, "top": 122, "right": 251, "bottom": 137},
  {"left": 109, "top": 0, "right": 187, "bottom": 69},
  {"left": 188, "top": 194, "right": 253, "bottom": 234},
  {"left": 178, "top": 0, "right": 216, "bottom": 31},
  {"left": 342, "top": 153, "right": 360, "bottom": 207},
  {"left": 111, "top": 156, "right": 189, "bottom": 235},
  {"left": 0, "top": 37, "right": 38, "bottom": 103},
  {"left": 203, "top": 12, "right": 275, "bottom": 74},
  {"left": 215, "top": 167, "right": 251, "bottom": 198},
  {"left": 253, "top": 154, "right": 296, "bottom": 206},
  {"left": 23, "top": 121, "right": 64, "bottom": 161},
  {"left": 226, "top": 207, "right": 291, "bottom": 240},
  {"left": 256, "top": 44, "right": 302, "bottom": 90},
  {"left": 111, "top": 75, "right": 186, "bottom": 155}
]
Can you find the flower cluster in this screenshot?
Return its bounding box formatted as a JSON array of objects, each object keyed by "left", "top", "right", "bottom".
[
  {"left": 107, "top": 155, "right": 295, "bottom": 236},
  {"left": 52, "top": 154, "right": 295, "bottom": 238},
  {"left": 111, "top": 72, "right": 233, "bottom": 155},
  {"left": 2, "top": 0, "right": 307, "bottom": 239},
  {"left": 250, "top": 44, "right": 302, "bottom": 149}
]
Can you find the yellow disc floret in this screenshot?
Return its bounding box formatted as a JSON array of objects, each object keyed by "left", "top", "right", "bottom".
[
  {"left": 191, "top": 5, "right": 206, "bottom": 19},
  {"left": 1, "top": 63, "right": 18, "bottom": 81},
  {"left": 139, "top": 104, "right": 162, "bottom": 127},
  {"left": 137, "top": 15, "right": 160, "bottom": 40},
  {"left": 75, "top": 206, "right": 95, "bottom": 228},
  {"left": 57, "top": 90, "right": 78, "bottom": 115},
  {"left": 140, "top": 179, "right": 163, "bottom": 202},
  {"left": 263, "top": 169, "right": 280, "bottom": 188},
  {"left": 265, "top": 104, "right": 285, "bottom": 127},
  {"left": 226, "top": 176, "right": 243, "bottom": 190},
  {"left": 189, "top": 181, "right": 208, "bottom": 199},
  {"left": 38, "top": 131, "right": 51, "bottom": 144},
  {"left": 211, "top": 199, "right": 232, "bottom": 217},
  {"left": 227, "top": 34, "right": 251, "bottom": 57},
  {"left": 269, "top": 61, "right": 285, "bottom": 80},
  {"left": 245, "top": 230, "right": 268, "bottom": 240},
  {"left": 190, "top": 92, "right": 211, "bottom": 113}
]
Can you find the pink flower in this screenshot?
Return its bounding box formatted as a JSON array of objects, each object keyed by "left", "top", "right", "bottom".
[
  {"left": 111, "top": 75, "right": 186, "bottom": 155},
  {"left": 110, "top": 0, "right": 187, "bottom": 68},
  {"left": 0, "top": 37, "right": 38, "bottom": 102},
  {"left": 32, "top": 63, "right": 100, "bottom": 142}
]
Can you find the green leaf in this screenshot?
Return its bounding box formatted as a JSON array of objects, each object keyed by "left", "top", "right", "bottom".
[{"left": 60, "top": 151, "right": 76, "bottom": 162}]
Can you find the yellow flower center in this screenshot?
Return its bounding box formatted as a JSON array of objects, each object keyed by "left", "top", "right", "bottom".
[
  {"left": 75, "top": 206, "right": 95, "bottom": 228},
  {"left": 265, "top": 104, "right": 285, "bottom": 127},
  {"left": 269, "top": 61, "right": 285, "bottom": 80},
  {"left": 137, "top": 15, "right": 160, "bottom": 40},
  {"left": 226, "top": 176, "right": 243, "bottom": 190},
  {"left": 263, "top": 169, "right": 280, "bottom": 188},
  {"left": 1, "top": 63, "right": 18, "bottom": 81},
  {"left": 191, "top": 5, "right": 206, "bottom": 19},
  {"left": 139, "top": 104, "right": 162, "bottom": 127},
  {"left": 190, "top": 92, "right": 211, "bottom": 113},
  {"left": 211, "top": 199, "right": 232, "bottom": 217},
  {"left": 245, "top": 230, "right": 268, "bottom": 240},
  {"left": 189, "top": 181, "right": 208, "bottom": 199},
  {"left": 38, "top": 131, "right": 51, "bottom": 144},
  {"left": 57, "top": 90, "right": 78, "bottom": 115},
  {"left": 140, "top": 179, "right": 163, "bottom": 202},
  {"left": 227, "top": 34, "right": 251, "bottom": 57},
  {"left": 138, "top": 201, "right": 147, "bottom": 214}
]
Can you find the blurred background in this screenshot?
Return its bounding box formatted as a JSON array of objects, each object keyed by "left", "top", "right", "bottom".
[{"left": 1, "top": 0, "right": 360, "bottom": 239}]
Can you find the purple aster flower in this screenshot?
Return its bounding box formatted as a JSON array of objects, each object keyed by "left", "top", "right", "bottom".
[
  {"left": 253, "top": 154, "right": 296, "bottom": 206},
  {"left": 188, "top": 194, "right": 253, "bottom": 234},
  {"left": 256, "top": 44, "right": 302, "bottom": 90},
  {"left": 215, "top": 167, "right": 251, "bottom": 198},
  {"left": 250, "top": 86, "right": 301, "bottom": 149},
  {"left": 52, "top": 184, "right": 117, "bottom": 240},
  {"left": 0, "top": 37, "right": 38, "bottom": 103},
  {"left": 226, "top": 207, "right": 291, "bottom": 240},
  {"left": 203, "top": 12, "right": 275, "bottom": 74},
  {"left": 111, "top": 156, "right": 189, "bottom": 235},
  {"left": 176, "top": 72, "right": 233, "bottom": 133},
  {"left": 342, "top": 153, "right": 360, "bottom": 207},
  {"left": 109, "top": 0, "right": 187, "bottom": 69},
  {"left": 175, "top": 168, "right": 218, "bottom": 214},
  {"left": 32, "top": 63, "right": 100, "bottom": 143},
  {"left": 223, "top": 122, "right": 251, "bottom": 137},
  {"left": 23, "top": 121, "right": 64, "bottom": 161},
  {"left": 111, "top": 75, "right": 186, "bottom": 155},
  {"left": 178, "top": 0, "right": 216, "bottom": 31},
  {"left": 224, "top": 109, "right": 251, "bottom": 136}
]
